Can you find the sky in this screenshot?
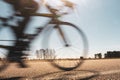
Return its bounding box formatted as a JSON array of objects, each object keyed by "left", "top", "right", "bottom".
[
  {"left": 76, "top": 0, "right": 120, "bottom": 57},
  {"left": 0, "top": 0, "right": 120, "bottom": 58}
]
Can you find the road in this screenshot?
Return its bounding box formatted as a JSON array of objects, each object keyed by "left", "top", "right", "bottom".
[{"left": 0, "top": 59, "right": 120, "bottom": 80}]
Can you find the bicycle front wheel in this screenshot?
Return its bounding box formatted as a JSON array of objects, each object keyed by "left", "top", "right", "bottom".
[{"left": 46, "top": 22, "right": 88, "bottom": 71}]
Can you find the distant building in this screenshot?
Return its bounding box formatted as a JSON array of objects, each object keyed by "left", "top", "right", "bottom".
[{"left": 104, "top": 51, "right": 120, "bottom": 58}]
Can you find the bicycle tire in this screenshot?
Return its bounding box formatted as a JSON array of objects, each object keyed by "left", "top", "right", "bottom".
[{"left": 43, "top": 22, "right": 88, "bottom": 71}]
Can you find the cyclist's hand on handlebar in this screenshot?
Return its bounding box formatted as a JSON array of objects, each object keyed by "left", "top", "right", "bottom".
[{"left": 61, "top": 0, "right": 75, "bottom": 9}]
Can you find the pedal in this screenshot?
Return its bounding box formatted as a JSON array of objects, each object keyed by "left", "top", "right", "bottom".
[{"left": 18, "top": 60, "right": 28, "bottom": 68}]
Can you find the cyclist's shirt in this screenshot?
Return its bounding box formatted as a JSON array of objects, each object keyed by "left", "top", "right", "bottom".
[{"left": 4, "top": 0, "right": 39, "bottom": 15}]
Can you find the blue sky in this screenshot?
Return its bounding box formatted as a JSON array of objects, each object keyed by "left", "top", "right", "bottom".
[
  {"left": 0, "top": 0, "right": 120, "bottom": 58},
  {"left": 77, "top": 0, "right": 120, "bottom": 57}
]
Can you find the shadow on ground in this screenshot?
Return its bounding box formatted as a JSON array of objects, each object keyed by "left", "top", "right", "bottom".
[
  {"left": 0, "top": 70, "right": 100, "bottom": 80},
  {"left": 33, "top": 70, "right": 100, "bottom": 80}
]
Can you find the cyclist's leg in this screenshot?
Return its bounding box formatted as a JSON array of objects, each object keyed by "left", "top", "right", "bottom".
[{"left": 6, "top": 16, "right": 30, "bottom": 67}]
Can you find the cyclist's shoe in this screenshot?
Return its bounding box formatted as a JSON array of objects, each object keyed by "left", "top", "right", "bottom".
[
  {"left": 7, "top": 56, "right": 28, "bottom": 68},
  {"left": 18, "top": 59, "right": 28, "bottom": 68},
  {"left": 6, "top": 56, "right": 28, "bottom": 68}
]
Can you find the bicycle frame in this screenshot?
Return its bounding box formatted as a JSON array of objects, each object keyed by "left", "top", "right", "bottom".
[{"left": 0, "top": 4, "right": 67, "bottom": 50}]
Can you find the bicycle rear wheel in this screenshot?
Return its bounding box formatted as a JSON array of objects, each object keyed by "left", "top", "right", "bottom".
[{"left": 46, "top": 22, "right": 88, "bottom": 71}]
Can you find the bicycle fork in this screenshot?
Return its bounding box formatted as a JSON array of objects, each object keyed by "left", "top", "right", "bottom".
[{"left": 55, "top": 25, "right": 70, "bottom": 47}]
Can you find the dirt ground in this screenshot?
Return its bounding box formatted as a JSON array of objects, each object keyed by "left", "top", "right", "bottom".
[{"left": 0, "top": 59, "right": 120, "bottom": 80}]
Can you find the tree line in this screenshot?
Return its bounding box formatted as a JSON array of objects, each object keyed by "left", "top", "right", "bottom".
[
  {"left": 36, "top": 49, "right": 56, "bottom": 60},
  {"left": 94, "top": 51, "right": 120, "bottom": 59}
]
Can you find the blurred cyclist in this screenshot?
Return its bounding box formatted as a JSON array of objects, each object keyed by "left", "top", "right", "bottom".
[
  {"left": 3, "top": 0, "right": 74, "bottom": 67},
  {"left": 3, "top": 0, "right": 39, "bottom": 67}
]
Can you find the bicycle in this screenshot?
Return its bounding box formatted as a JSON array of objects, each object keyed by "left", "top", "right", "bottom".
[{"left": 0, "top": 3, "right": 88, "bottom": 71}]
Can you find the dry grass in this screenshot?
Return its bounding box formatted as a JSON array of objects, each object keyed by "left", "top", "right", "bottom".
[{"left": 0, "top": 59, "right": 120, "bottom": 80}]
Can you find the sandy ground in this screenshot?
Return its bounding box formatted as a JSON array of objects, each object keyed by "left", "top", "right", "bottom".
[{"left": 0, "top": 59, "right": 120, "bottom": 80}]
